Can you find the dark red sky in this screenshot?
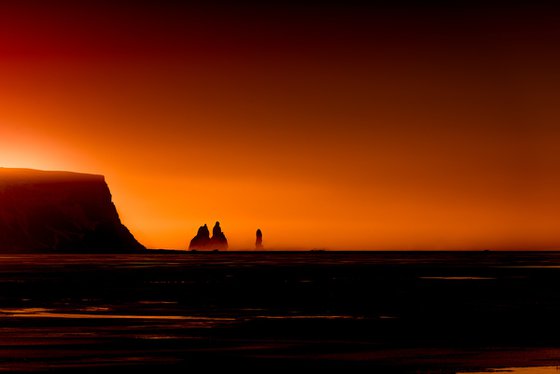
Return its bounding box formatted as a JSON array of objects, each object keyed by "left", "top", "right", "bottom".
[{"left": 0, "top": 1, "right": 558, "bottom": 249}]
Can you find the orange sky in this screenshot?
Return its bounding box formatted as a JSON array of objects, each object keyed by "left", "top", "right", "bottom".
[{"left": 0, "top": 1, "right": 558, "bottom": 250}]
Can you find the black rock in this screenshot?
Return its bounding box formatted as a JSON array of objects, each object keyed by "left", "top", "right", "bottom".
[
  {"left": 189, "top": 221, "right": 228, "bottom": 251},
  {"left": 188, "top": 224, "right": 210, "bottom": 250},
  {"left": 256, "top": 228, "right": 263, "bottom": 249},
  {"left": 209, "top": 221, "right": 228, "bottom": 250},
  {"left": 0, "top": 168, "right": 144, "bottom": 252}
]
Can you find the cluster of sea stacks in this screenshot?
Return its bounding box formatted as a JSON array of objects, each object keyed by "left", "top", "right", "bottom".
[
  {"left": 189, "top": 221, "right": 229, "bottom": 251},
  {"left": 188, "top": 223, "right": 264, "bottom": 251}
]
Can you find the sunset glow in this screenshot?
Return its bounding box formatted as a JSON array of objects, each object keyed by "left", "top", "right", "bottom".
[{"left": 1, "top": 2, "right": 558, "bottom": 250}]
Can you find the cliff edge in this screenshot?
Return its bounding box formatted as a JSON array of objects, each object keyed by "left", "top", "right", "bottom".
[{"left": 0, "top": 168, "right": 144, "bottom": 252}]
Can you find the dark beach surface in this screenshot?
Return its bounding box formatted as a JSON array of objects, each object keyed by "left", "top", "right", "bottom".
[{"left": 1, "top": 251, "right": 560, "bottom": 373}]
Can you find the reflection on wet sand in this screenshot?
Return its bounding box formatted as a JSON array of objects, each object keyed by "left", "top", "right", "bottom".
[
  {"left": 253, "top": 315, "right": 357, "bottom": 320},
  {"left": 0, "top": 308, "right": 235, "bottom": 321},
  {"left": 419, "top": 276, "right": 496, "bottom": 280},
  {"left": 460, "top": 366, "right": 560, "bottom": 373}
]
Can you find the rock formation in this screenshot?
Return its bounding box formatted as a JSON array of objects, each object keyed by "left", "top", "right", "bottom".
[
  {"left": 189, "top": 221, "right": 228, "bottom": 250},
  {"left": 256, "top": 228, "right": 263, "bottom": 249},
  {"left": 210, "top": 221, "right": 228, "bottom": 250},
  {"left": 188, "top": 224, "right": 210, "bottom": 250},
  {"left": 0, "top": 168, "right": 144, "bottom": 252}
]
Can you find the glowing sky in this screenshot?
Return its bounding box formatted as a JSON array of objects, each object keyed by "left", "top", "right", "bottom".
[{"left": 0, "top": 1, "right": 558, "bottom": 250}]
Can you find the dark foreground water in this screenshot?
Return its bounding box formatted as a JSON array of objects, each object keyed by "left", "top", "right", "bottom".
[{"left": 1, "top": 251, "right": 560, "bottom": 372}]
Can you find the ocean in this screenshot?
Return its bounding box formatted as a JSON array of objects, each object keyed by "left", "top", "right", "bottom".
[{"left": 0, "top": 251, "right": 560, "bottom": 373}]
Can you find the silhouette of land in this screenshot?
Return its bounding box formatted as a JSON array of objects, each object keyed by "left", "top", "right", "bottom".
[
  {"left": 189, "top": 221, "right": 228, "bottom": 250},
  {"left": 0, "top": 168, "right": 143, "bottom": 252},
  {"left": 256, "top": 228, "right": 263, "bottom": 249}
]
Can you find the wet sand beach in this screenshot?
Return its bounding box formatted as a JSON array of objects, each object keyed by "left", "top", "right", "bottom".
[{"left": 0, "top": 251, "right": 560, "bottom": 372}]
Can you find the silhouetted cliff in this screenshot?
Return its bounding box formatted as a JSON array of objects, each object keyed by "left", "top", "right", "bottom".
[{"left": 0, "top": 168, "right": 144, "bottom": 252}]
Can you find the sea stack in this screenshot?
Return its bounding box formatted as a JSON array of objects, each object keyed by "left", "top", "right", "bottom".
[
  {"left": 256, "top": 229, "right": 263, "bottom": 250},
  {"left": 210, "top": 221, "right": 228, "bottom": 250},
  {"left": 0, "top": 168, "right": 144, "bottom": 252},
  {"left": 188, "top": 224, "right": 210, "bottom": 250},
  {"left": 189, "top": 221, "right": 228, "bottom": 250}
]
